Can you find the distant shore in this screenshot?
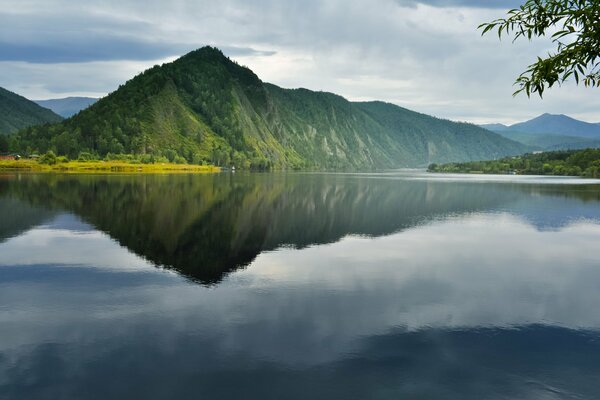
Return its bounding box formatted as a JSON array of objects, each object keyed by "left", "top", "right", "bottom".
[
  {"left": 427, "top": 149, "right": 600, "bottom": 179},
  {"left": 0, "top": 159, "right": 220, "bottom": 174}
]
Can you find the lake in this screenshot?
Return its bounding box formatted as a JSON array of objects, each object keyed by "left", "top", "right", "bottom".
[{"left": 1, "top": 171, "right": 600, "bottom": 399}]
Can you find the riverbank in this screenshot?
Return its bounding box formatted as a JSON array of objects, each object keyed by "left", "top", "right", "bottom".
[{"left": 0, "top": 159, "right": 220, "bottom": 173}]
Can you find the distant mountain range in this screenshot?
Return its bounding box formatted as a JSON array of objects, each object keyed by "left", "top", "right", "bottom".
[
  {"left": 34, "top": 97, "right": 98, "bottom": 118},
  {"left": 480, "top": 114, "right": 600, "bottom": 151},
  {"left": 0, "top": 87, "right": 62, "bottom": 136},
  {"left": 10, "top": 46, "right": 526, "bottom": 168}
]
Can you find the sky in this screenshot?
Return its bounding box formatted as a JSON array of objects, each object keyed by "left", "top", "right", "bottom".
[{"left": 1, "top": 0, "right": 599, "bottom": 124}]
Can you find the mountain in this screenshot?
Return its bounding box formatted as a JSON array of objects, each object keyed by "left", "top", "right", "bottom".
[
  {"left": 479, "top": 113, "right": 600, "bottom": 151},
  {"left": 510, "top": 113, "right": 600, "bottom": 139},
  {"left": 13, "top": 47, "right": 527, "bottom": 169},
  {"left": 0, "top": 87, "right": 62, "bottom": 135},
  {"left": 34, "top": 97, "right": 98, "bottom": 118}
]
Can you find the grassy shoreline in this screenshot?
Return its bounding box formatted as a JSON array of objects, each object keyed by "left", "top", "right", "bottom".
[{"left": 0, "top": 159, "right": 220, "bottom": 174}]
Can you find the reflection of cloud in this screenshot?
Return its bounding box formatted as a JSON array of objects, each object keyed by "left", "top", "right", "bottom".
[
  {"left": 1, "top": 213, "right": 600, "bottom": 398},
  {"left": 2, "top": 213, "right": 600, "bottom": 363},
  {"left": 0, "top": 223, "right": 150, "bottom": 271}
]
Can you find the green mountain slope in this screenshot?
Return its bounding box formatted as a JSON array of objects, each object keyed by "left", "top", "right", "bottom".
[
  {"left": 0, "top": 87, "right": 62, "bottom": 135},
  {"left": 12, "top": 47, "right": 527, "bottom": 169}
]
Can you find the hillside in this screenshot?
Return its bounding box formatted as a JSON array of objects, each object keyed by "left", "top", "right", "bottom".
[
  {"left": 34, "top": 97, "right": 98, "bottom": 118},
  {"left": 12, "top": 47, "right": 527, "bottom": 169},
  {"left": 0, "top": 87, "right": 62, "bottom": 135}
]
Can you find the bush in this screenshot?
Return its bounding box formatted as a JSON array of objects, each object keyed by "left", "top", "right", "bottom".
[
  {"left": 173, "top": 155, "right": 187, "bottom": 164},
  {"left": 140, "top": 154, "right": 155, "bottom": 164},
  {"left": 104, "top": 153, "right": 136, "bottom": 162},
  {"left": 584, "top": 166, "right": 599, "bottom": 178},
  {"left": 164, "top": 149, "right": 177, "bottom": 163},
  {"left": 39, "top": 151, "right": 57, "bottom": 165},
  {"left": 77, "top": 152, "right": 94, "bottom": 162}
]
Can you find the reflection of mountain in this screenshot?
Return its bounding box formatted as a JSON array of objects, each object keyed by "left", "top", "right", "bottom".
[
  {"left": 0, "top": 181, "right": 55, "bottom": 242},
  {"left": 1, "top": 173, "right": 599, "bottom": 283}
]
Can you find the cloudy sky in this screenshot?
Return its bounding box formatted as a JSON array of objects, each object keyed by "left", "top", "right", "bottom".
[{"left": 1, "top": 0, "right": 599, "bottom": 124}]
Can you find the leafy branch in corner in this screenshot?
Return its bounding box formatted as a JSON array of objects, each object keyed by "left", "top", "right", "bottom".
[{"left": 479, "top": 0, "right": 600, "bottom": 97}]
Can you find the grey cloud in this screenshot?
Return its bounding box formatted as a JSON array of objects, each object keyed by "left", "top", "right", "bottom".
[
  {"left": 0, "top": 41, "right": 275, "bottom": 63},
  {"left": 0, "top": 40, "right": 189, "bottom": 63},
  {"left": 0, "top": 0, "right": 597, "bottom": 123},
  {"left": 0, "top": 9, "right": 275, "bottom": 63},
  {"left": 220, "top": 46, "right": 277, "bottom": 57},
  {"left": 395, "top": 0, "right": 524, "bottom": 8}
]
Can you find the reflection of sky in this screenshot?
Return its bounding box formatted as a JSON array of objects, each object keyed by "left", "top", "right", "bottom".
[
  {"left": 0, "top": 214, "right": 149, "bottom": 271},
  {"left": 2, "top": 183, "right": 600, "bottom": 398}
]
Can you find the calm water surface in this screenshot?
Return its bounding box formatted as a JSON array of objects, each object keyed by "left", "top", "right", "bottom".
[{"left": 1, "top": 171, "right": 600, "bottom": 399}]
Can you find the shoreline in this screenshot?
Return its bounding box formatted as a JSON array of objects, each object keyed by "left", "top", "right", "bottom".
[{"left": 0, "top": 160, "right": 220, "bottom": 174}]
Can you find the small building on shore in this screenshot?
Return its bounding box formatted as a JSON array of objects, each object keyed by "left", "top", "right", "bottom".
[{"left": 0, "top": 154, "right": 20, "bottom": 161}]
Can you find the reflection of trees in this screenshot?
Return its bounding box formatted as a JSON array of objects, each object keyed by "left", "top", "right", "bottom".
[
  {"left": 0, "top": 198, "right": 54, "bottom": 243},
  {"left": 2, "top": 173, "right": 598, "bottom": 283},
  {"left": 0, "top": 176, "right": 56, "bottom": 242}
]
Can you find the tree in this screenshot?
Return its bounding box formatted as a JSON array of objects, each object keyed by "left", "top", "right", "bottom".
[
  {"left": 480, "top": 0, "right": 600, "bottom": 97},
  {"left": 0, "top": 135, "right": 8, "bottom": 153}
]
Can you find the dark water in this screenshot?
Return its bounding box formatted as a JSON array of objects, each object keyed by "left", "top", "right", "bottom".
[{"left": 1, "top": 171, "right": 600, "bottom": 399}]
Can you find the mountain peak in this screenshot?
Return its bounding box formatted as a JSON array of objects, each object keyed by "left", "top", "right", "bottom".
[
  {"left": 180, "top": 46, "right": 227, "bottom": 61},
  {"left": 172, "top": 46, "right": 263, "bottom": 90},
  {"left": 535, "top": 113, "right": 571, "bottom": 120}
]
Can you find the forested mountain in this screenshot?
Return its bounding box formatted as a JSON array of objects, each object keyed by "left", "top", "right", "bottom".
[
  {"left": 12, "top": 47, "right": 526, "bottom": 169},
  {"left": 0, "top": 87, "right": 62, "bottom": 135},
  {"left": 34, "top": 97, "right": 98, "bottom": 118}
]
